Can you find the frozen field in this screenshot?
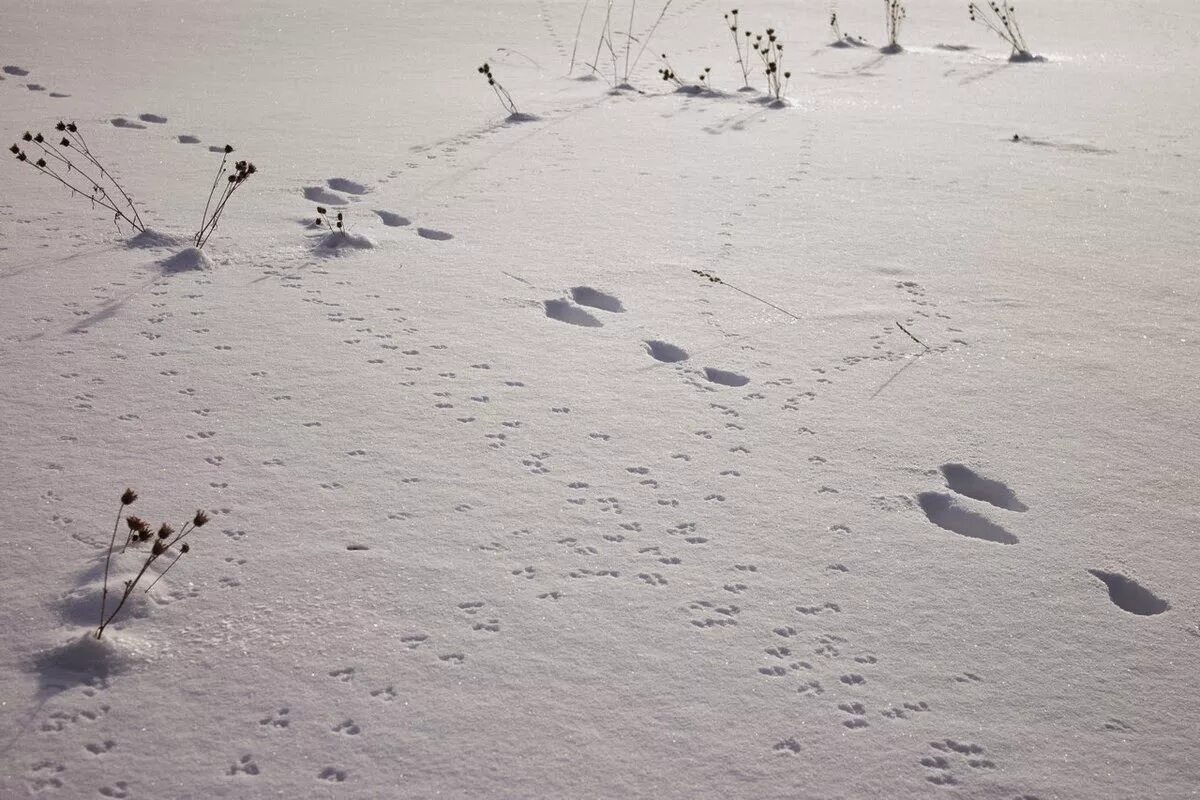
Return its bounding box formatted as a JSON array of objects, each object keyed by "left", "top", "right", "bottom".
[{"left": 1, "top": 0, "right": 1198, "bottom": 797}]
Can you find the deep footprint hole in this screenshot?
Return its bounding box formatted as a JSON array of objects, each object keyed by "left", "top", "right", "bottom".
[
  {"left": 1087, "top": 569, "right": 1168, "bottom": 616},
  {"left": 917, "top": 492, "right": 1018, "bottom": 545},
  {"left": 645, "top": 340, "right": 689, "bottom": 363}
]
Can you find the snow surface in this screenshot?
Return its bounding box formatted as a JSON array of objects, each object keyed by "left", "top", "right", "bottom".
[{"left": 2, "top": 0, "right": 1199, "bottom": 797}]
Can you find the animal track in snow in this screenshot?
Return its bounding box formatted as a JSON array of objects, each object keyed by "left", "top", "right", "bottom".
[
  {"left": 644, "top": 340, "right": 689, "bottom": 363},
  {"left": 3, "top": 65, "right": 30, "bottom": 75},
  {"left": 704, "top": 367, "right": 749, "bottom": 387},
  {"left": 178, "top": 134, "right": 200, "bottom": 144},
  {"left": 303, "top": 186, "right": 347, "bottom": 205},
  {"left": 138, "top": 113, "right": 167, "bottom": 124},
  {"left": 110, "top": 117, "right": 146, "bottom": 129},
  {"left": 544, "top": 299, "right": 602, "bottom": 327},
  {"left": 260, "top": 708, "right": 290, "bottom": 728},
  {"left": 374, "top": 210, "right": 411, "bottom": 227},
  {"left": 1087, "top": 569, "right": 1169, "bottom": 616},
  {"left": 940, "top": 463, "right": 1028, "bottom": 511},
  {"left": 332, "top": 719, "right": 361, "bottom": 735},
  {"left": 417, "top": 227, "right": 454, "bottom": 241},
  {"left": 569, "top": 286, "right": 624, "bottom": 312},
  {"left": 327, "top": 177, "right": 368, "bottom": 194},
  {"left": 318, "top": 767, "right": 347, "bottom": 782},
  {"left": 229, "top": 754, "right": 260, "bottom": 775},
  {"left": 917, "top": 492, "right": 1018, "bottom": 544}
]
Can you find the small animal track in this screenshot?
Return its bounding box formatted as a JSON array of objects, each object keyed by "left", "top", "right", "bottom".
[{"left": 229, "top": 754, "right": 260, "bottom": 776}]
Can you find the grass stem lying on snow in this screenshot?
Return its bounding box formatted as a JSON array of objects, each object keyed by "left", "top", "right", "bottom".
[{"left": 692, "top": 269, "right": 803, "bottom": 322}]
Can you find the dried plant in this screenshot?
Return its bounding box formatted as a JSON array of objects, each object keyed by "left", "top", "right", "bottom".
[
  {"left": 9, "top": 121, "right": 145, "bottom": 234},
  {"left": 884, "top": 0, "right": 907, "bottom": 52},
  {"left": 723, "top": 9, "right": 754, "bottom": 89},
  {"left": 969, "top": 1, "right": 1033, "bottom": 60},
  {"left": 750, "top": 27, "right": 790, "bottom": 100},
  {"left": 658, "top": 55, "right": 710, "bottom": 90},
  {"left": 478, "top": 62, "right": 519, "bottom": 116},
  {"left": 830, "top": 11, "right": 869, "bottom": 47},
  {"left": 96, "top": 488, "right": 209, "bottom": 639},
  {"left": 314, "top": 205, "right": 347, "bottom": 234},
  {"left": 195, "top": 145, "right": 256, "bottom": 249}
]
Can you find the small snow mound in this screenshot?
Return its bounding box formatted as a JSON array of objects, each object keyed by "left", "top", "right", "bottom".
[
  {"left": 303, "top": 186, "right": 347, "bottom": 205},
  {"left": 506, "top": 112, "right": 541, "bottom": 123},
  {"left": 1009, "top": 51, "right": 1047, "bottom": 63},
  {"left": 831, "top": 36, "right": 871, "bottom": 49},
  {"left": 60, "top": 581, "right": 153, "bottom": 626},
  {"left": 161, "top": 247, "right": 212, "bottom": 272},
  {"left": 704, "top": 367, "right": 749, "bottom": 387},
  {"left": 126, "top": 228, "right": 185, "bottom": 249},
  {"left": 327, "top": 177, "right": 369, "bottom": 195},
  {"left": 645, "top": 340, "right": 689, "bottom": 363},
  {"left": 35, "top": 631, "right": 152, "bottom": 679},
  {"left": 318, "top": 231, "right": 376, "bottom": 253}
]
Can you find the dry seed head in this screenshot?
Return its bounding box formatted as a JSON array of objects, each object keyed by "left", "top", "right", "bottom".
[
  {"left": 193, "top": 509, "right": 210, "bottom": 527},
  {"left": 22, "top": 131, "right": 32, "bottom": 141},
  {"left": 181, "top": 543, "right": 190, "bottom": 554},
  {"left": 9, "top": 144, "right": 19, "bottom": 155},
  {"left": 152, "top": 540, "right": 165, "bottom": 556},
  {"left": 121, "top": 488, "right": 138, "bottom": 505},
  {"left": 223, "top": 144, "right": 234, "bottom": 153},
  {"left": 55, "top": 121, "right": 66, "bottom": 131},
  {"left": 67, "top": 122, "right": 77, "bottom": 132}
]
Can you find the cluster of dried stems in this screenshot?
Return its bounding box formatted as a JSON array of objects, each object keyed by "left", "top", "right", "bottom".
[
  {"left": 969, "top": 1, "right": 1030, "bottom": 57},
  {"left": 10, "top": 121, "right": 145, "bottom": 234},
  {"left": 96, "top": 489, "right": 209, "bottom": 640}
]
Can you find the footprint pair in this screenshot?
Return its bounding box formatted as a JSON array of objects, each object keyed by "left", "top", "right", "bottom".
[{"left": 545, "top": 286, "right": 749, "bottom": 386}]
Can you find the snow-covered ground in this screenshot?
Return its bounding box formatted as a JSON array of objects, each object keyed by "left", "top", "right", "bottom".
[{"left": 2, "top": 0, "right": 1198, "bottom": 797}]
